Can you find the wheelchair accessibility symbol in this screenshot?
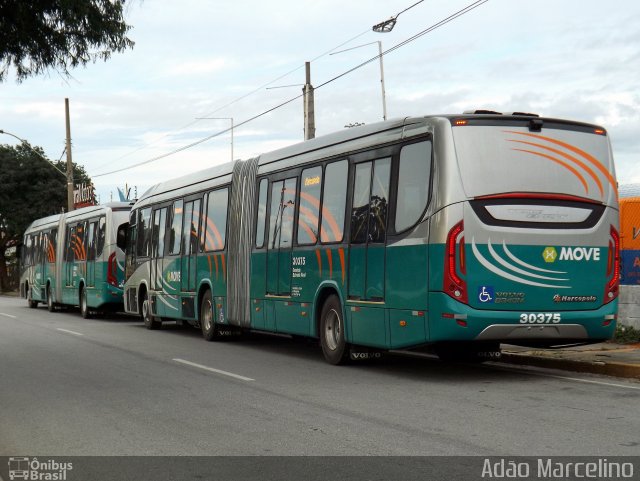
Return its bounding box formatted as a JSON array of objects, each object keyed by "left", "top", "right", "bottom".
[{"left": 478, "top": 286, "right": 494, "bottom": 303}]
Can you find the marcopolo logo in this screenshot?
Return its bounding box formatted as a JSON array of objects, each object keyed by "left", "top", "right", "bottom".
[{"left": 543, "top": 246, "right": 601, "bottom": 263}]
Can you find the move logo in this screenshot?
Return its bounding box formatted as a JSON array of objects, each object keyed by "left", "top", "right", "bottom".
[
  {"left": 542, "top": 246, "right": 557, "bottom": 263},
  {"left": 543, "top": 246, "right": 601, "bottom": 263}
]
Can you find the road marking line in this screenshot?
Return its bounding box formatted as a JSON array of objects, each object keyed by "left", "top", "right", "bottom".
[
  {"left": 490, "top": 364, "right": 640, "bottom": 390},
  {"left": 172, "top": 358, "right": 254, "bottom": 381},
  {"left": 56, "top": 328, "right": 84, "bottom": 337},
  {"left": 0, "top": 312, "right": 17, "bottom": 319},
  {"left": 540, "top": 373, "right": 640, "bottom": 390}
]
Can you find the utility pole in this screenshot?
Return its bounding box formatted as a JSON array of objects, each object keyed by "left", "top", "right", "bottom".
[
  {"left": 64, "top": 98, "right": 74, "bottom": 211},
  {"left": 302, "top": 62, "right": 315, "bottom": 140}
]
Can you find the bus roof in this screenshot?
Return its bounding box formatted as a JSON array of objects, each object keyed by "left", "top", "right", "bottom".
[{"left": 132, "top": 113, "right": 609, "bottom": 207}]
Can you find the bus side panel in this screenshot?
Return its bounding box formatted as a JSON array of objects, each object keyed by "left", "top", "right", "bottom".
[
  {"left": 249, "top": 251, "right": 267, "bottom": 328},
  {"left": 385, "top": 243, "right": 429, "bottom": 310}
]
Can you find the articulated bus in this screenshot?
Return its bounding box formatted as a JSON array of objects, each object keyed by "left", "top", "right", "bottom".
[
  {"left": 20, "top": 202, "right": 132, "bottom": 317},
  {"left": 121, "top": 112, "right": 619, "bottom": 364}
]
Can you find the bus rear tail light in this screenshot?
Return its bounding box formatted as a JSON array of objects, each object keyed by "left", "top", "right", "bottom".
[
  {"left": 605, "top": 225, "right": 620, "bottom": 303},
  {"left": 443, "top": 221, "right": 468, "bottom": 304},
  {"left": 107, "top": 252, "right": 119, "bottom": 287}
]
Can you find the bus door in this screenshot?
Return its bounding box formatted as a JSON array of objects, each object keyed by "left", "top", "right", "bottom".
[
  {"left": 85, "top": 220, "right": 97, "bottom": 288},
  {"left": 267, "top": 177, "right": 298, "bottom": 295},
  {"left": 180, "top": 198, "right": 201, "bottom": 293},
  {"left": 150, "top": 207, "right": 167, "bottom": 292},
  {"left": 348, "top": 158, "right": 392, "bottom": 301},
  {"left": 163, "top": 200, "right": 183, "bottom": 315},
  {"left": 34, "top": 232, "right": 45, "bottom": 297},
  {"left": 44, "top": 228, "right": 57, "bottom": 288},
  {"left": 64, "top": 225, "right": 75, "bottom": 289}
]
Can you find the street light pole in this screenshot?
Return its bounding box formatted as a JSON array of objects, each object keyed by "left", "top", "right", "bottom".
[
  {"left": 64, "top": 98, "right": 74, "bottom": 211},
  {"left": 377, "top": 41, "right": 387, "bottom": 122},
  {"left": 330, "top": 41, "right": 387, "bottom": 121}
]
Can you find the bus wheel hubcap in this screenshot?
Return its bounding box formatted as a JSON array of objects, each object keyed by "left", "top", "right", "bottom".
[
  {"left": 203, "top": 301, "right": 212, "bottom": 331},
  {"left": 324, "top": 309, "right": 341, "bottom": 351}
]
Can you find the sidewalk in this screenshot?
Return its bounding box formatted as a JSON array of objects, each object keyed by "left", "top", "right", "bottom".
[{"left": 500, "top": 342, "right": 640, "bottom": 380}]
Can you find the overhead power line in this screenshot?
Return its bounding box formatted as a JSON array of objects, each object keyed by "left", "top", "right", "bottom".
[
  {"left": 92, "top": 0, "right": 487, "bottom": 179},
  {"left": 89, "top": 29, "right": 372, "bottom": 174}
]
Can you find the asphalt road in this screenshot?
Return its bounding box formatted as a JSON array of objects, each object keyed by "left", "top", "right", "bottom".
[{"left": 1, "top": 295, "right": 639, "bottom": 456}]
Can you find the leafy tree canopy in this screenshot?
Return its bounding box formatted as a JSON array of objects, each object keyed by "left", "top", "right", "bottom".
[
  {"left": 0, "top": 142, "right": 92, "bottom": 253},
  {"left": 0, "top": 0, "right": 134, "bottom": 82}
]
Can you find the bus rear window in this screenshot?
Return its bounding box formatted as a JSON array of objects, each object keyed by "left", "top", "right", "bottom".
[{"left": 452, "top": 125, "right": 615, "bottom": 204}]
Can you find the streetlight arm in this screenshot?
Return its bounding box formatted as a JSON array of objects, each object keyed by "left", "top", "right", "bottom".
[{"left": 0, "top": 129, "right": 67, "bottom": 178}]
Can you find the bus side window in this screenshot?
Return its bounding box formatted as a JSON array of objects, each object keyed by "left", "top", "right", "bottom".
[
  {"left": 351, "top": 163, "right": 372, "bottom": 244},
  {"left": 49, "top": 228, "right": 57, "bottom": 263},
  {"left": 152, "top": 208, "right": 168, "bottom": 258},
  {"left": 168, "top": 200, "right": 183, "bottom": 255},
  {"left": 76, "top": 222, "right": 86, "bottom": 260},
  {"left": 203, "top": 188, "right": 229, "bottom": 252},
  {"left": 32, "top": 233, "right": 40, "bottom": 264},
  {"left": 66, "top": 226, "right": 75, "bottom": 261},
  {"left": 350, "top": 158, "right": 391, "bottom": 244},
  {"left": 136, "top": 208, "right": 152, "bottom": 258},
  {"left": 395, "top": 140, "right": 432, "bottom": 232},
  {"left": 320, "top": 160, "right": 348, "bottom": 243},
  {"left": 255, "top": 179, "right": 268, "bottom": 248},
  {"left": 269, "top": 178, "right": 297, "bottom": 249},
  {"left": 368, "top": 158, "right": 391, "bottom": 243},
  {"left": 181, "top": 199, "right": 201, "bottom": 255},
  {"left": 298, "top": 166, "right": 322, "bottom": 245},
  {"left": 96, "top": 217, "right": 106, "bottom": 257},
  {"left": 86, "top": 221, "right": 97, "bottom": 261}
]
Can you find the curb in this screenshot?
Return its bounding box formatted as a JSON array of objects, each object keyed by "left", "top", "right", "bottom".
[{"left": 499, "top": 352, "right": 640, "bottom": 380}]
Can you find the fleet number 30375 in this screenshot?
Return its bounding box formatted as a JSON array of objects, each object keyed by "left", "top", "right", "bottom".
[{"left": 519, "top": 313, "right": 561, "bottom": 324}]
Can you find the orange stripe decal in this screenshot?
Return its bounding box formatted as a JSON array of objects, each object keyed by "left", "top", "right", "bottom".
[
  {"left": 505, "top": 131, "right": 617, "bottom": 195},
  {"left": 326, "top": 249, "right": 333, "bottom": 279},
  {"left": 507, "top": 139, "right": 604, "bottom": 198},
  {"left": 213, "top": 254, "right": 219, "bottom": 280},
  {"left": 338, "top": 248, "right": 345, "bottom": 286},
  {"left": 511, "top": 148, "right": 590, "bottom": 194},
  {"left": 221, "top": 254, "right": 226, "bottom": 279},
  {"left": 315, "top": 249, "right": 322, "bottom": 277},
  {"left": 207, "top": 255, "right": 212, "bottom": 279}
]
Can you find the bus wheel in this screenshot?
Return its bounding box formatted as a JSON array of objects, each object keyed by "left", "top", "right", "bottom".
[
  {"left": 141, "top": 291, "right": 161, "bottom": 330},
  {"left": 46, "top": 286, "right": 56, "bottom": 313},
  {"left": 200, "top": 290, "right": 220, "bottom": 341},
  {"left": 27, "top": 286, "right": 38, "bottom": 309},
  {"left": 320, "top": 294, "right": 349, "bottom": 365},
  {"left": 80, "top": 287, "right": 92, "bottom": 319}
]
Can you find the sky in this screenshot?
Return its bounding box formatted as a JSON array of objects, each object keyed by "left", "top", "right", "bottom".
[{"left": 1, "top": 0, "right": 639, "bottom": 204}]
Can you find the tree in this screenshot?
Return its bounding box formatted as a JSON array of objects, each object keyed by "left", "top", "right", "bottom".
[
  {"left": 0, "top": 143, "right": 92, "bottom": 291},
  {"left": 0, "top": 0, "right": 134, "bottom": 82}
]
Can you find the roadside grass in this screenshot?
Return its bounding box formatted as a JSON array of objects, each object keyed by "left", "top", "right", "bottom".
[{"left": 614, "top": 324, "right": 640, "bottom": 344}]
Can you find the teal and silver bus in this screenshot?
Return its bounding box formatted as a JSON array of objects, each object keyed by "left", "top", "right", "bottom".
[
  {"left": 21, "top": 202, "right": 132, "bottom": 317},
  {"left": 122, "top": 113, "right": 619, "bottom": 364}
]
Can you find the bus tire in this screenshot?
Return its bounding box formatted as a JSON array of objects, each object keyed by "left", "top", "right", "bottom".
[
  {"left": 141, "top": 290, "right": 161, "bottom": 330},
  {"left": 200, "top": 290, "right": 220, "bottom": 341},
  {"left": 46, "top": 285, "right": 56, "bottom": 312},
  {"left": 319, "top": 294, "right": 349, "bottom": 365},
  {"left": 27, "top": 286, "right": 38, "bottom": 309},
  {"left": 80, "top": 287, "right": 92, "bottom": 319}
]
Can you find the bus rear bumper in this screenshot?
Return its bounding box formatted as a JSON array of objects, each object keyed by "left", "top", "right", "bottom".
[
  {"left": 429, "top": 293, "right": 617, "bottom": 345},
  {"left": 474, "top": 323, "right": 588, "bottom": 341}
]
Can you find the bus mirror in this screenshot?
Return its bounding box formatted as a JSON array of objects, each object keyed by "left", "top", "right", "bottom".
[{"left": 116, "top": 223, "right": 128, "bottom": 250}]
